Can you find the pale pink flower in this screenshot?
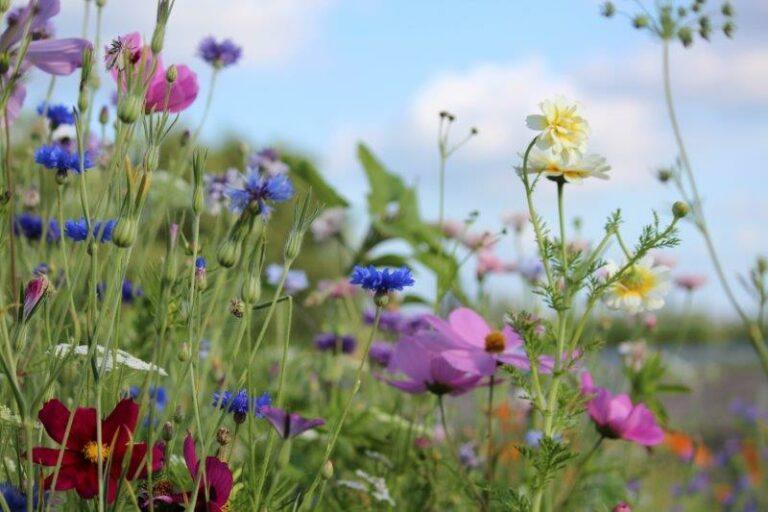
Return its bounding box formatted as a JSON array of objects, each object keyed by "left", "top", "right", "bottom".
[{"left": 674, "top": 274, "right": 707, "bottom": 292}]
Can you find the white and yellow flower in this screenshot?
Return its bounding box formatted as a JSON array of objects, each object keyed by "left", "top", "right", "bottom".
[
  {"left": 603, "top": 256, "right": 671, "bottom": 314},
  {"left": 526, "top": 96, "right": 589, "bottom": 157},
  {"left": 521, "top": 146, "right": 610, "bottom": 182}
]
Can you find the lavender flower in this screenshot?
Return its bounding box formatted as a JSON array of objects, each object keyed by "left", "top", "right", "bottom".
[
  {"left": 261, "top": 406, "right": 325, "bottom": 439},
  {"left": 266, "top": 264, "right": 308, "bottom": 295},
  {"left": 314, "top": 333, "right": 357, "bottom": 354},
  {"left": 248, "top": 148, "right": 289, "bottom": 176},
  {"left": 369, "top": 341, "right": 394, "bottom": 366},
  {"left": 198, "top": 36, "right": 242, "bottom": 68},
  {"left": 204, "top": 168, "right": 242, "bottom": 215}
]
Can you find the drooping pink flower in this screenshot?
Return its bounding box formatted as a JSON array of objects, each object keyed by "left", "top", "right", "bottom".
[
  {"left": 382, "top": 333, "right": 483, "bottom": 396},
  {"left": 22, "top": 274, "right": 49, "bottom": 322},
  {"left": 580, "top": 371, "right": 663, "bottom": 446},
  {"left": 425, "top": 308, "right": 553, "bottom": 376},
  {"left": 674, "top": 274, "right": 707, "bottom": 292}
]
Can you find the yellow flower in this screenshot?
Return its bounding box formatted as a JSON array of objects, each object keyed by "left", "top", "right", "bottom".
[
  {"left": 603, "top": 256, "right": 671, "bottom": 314},
  {"left": 526, "top": 96, "right": 589, "bottom": 157},
  {"left": 521, "top": 146, "right": 610, "bottom": 182}
]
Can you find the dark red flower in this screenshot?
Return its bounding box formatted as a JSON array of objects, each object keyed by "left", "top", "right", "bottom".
[{"left": 31, "top": 398, "right": 164, "bottom": 503}]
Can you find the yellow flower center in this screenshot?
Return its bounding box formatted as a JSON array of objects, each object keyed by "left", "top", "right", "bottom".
[
  {"left": 616, "top": 266, "right": 656, "bottom": 298},
  {"left": 484, "top": 331, "right": 506, "bottom": 353},
  {"left": 82, "top": 441, "right": 110, "bottom": 464}
]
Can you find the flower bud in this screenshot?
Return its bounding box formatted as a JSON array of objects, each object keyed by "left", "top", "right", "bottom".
[
  {"left": 78, "top": 90, "right": 89, "bottom": 114},
  {"left": 180, "top": 129, "right": 191, "bottom": 147},
  {"left": 612, "top": 503, "right": 631, "bottom": 512},
  {"left": 0, "top": 0, "right": 10, "bottom": 15},
  {"left": 230, "top": 298, "right": 245, "bottom": 318},
  {"left": 195, "top": 257, "right": 208, "bottom": 291},
  {"left": 321, "top": 460, "right": 334, "bottom": 480},
  {"left": 374, "top": 292, "right": 390, "bottom": 308},
  {"left": 22, "top": 274, "right": 50, "bottom": 322},
  {"left": 178, "top": 342, "right": 191, "bottom": 362},
  {"left": 284, "top": 231, "right": 303, "bottom": 262},
  {"left": 723, "top": 21, "right": 735, "bottom": 38},
  {"left": 192, "top": 147, "right": 207, "bottom": 215},
  {"left": 672, "top": 201, "right": 689, "bottom": 219},
  {"left": 173, "top": 405, "right": 184, "bottom": 424},
  {"left": 632, "top": 15, "right": 649, "bottom": 28},
  {"left": 150, "top": 26, "right": 166, "bottom": 55},
  {"left": 600, "top": 1, "right": 615, "bottom": 17},
  {"left": 55, "top": 169, "right": 69, "bottom": 186},
  {"left": 241, "top": 274, "right": 262, "bottom": 305},
  {"left": 117, "top": 94, "right": 142, "bottom": 124},
  {"left": 112, "top": 218, "right": 137, "bottom": 248},
  {"left": 161, "top": 421, "right": 174, "bottom": 442},
  {"left": 656, "top": 168, "right": 672, "bottom": 183},
  {"left": 217, "top": 238, "right": 241, "bottom": 268},
  {"left": 99, "top": 105, "right": 109, "bottom": 125},
  {"left": 678, "top": 27, "right": 694, "bottom": 47},
  {"left": 757, "top": 256, "right": 767, "bottom": 275},
  {"left": 216, "top": 427, "right": 232, "bottom": 446},
  {"left": 721, "top": 2, "right": 733, "bottom": 17},
  {"left": 165, "top": 64, "right": 178, "bottom": 84}
]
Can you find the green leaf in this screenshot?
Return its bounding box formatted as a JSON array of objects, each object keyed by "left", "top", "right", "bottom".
[
  {"left": 357, "top": 143, "right": 407, "bottom": 217},
  {"left": 364, "top": 254, "right": 410, "bottom": 268},
  {"left": 285, "top": 156, "right": 349, "bottom": 208}
]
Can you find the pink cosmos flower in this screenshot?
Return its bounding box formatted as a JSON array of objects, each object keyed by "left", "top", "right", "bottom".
[
  {"left": 674, "top": 274, "right": 707, "bottom": 292},
  {"left": 108, "top": 32, "right": 198, "bottom": 114},
  {"left": 476, "top": 251, "right": 516, "bottom": 279},
  {"left": 383, "top": 333, "right": 483, "bottom": 396},
  {"left": 425, "top": 308, "right": 554, "bottom": 376},
  {"left": 580, "top": 371, "right": 663, "bottom": 446}
]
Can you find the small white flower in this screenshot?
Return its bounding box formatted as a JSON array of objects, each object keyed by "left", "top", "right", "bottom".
[
  {"left": 521, "top": 146, "right": 610, "bottom": 183},
  {"left": 526, "top": 96, "right": 589, "bottom": 157},
  {"left": 51, "top": 344, "right": 168, "bottom": 376},
  {"left": 618, "top": 340, "right": 649, "bottom": 371},
  {"left": 603, "top": 256, "right": 671, "bottom": 314}
]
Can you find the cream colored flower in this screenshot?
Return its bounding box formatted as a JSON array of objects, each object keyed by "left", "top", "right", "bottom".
[
  {"left": 526, "top": 96, "right": 589, "bottom": 157},
  {"left": 520, "top": 146, "right": 610, "bottom": 182},
  {"left": 603, "top": 256, "right": 671, "bottom": 314}
]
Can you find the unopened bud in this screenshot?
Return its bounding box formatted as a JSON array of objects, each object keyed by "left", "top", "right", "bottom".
[
  {"left": 117, "top": 94, "right": 142, "bottom": 124},
  {"left": 0, "top": 0, "right": 11, "bottom": 15},
  {"left": 95, "top": 0, "right": 106, "bottom": 7},
  {"left": 143, "top": 145, "right": 160, "bottom": 171},
  {"left": 721, "top": 2, "right": 733, "bottom": 17},
  {"left": 217, "top": 238, "right": 241, "bottom": 268},
  {"left": 723, "top": 21, "right": 735, "bottom": 38},
  {"left": 678, "top": 27, "right": 694, "bottom": 47},
  {"left": 112, "top": 219, "right": 137, "bottom": 248},
  {"left": 672, "top": 201, "right": 689, "bottom": 219},
  {"left": 162, "top": 421, "right": 174, "bottom": 442},
  {"left": 173, "top": 406, "right": 184, "bottom": 424},
  {"left": 230, "top": 298, "right": 245, "bottom": 318},
  {"left": 178, "top": 342, "right": 191, "bottom": 362},
  {"left": 600, "top": 1, "right": 615, "bottom": 17},
  {"left": 241, "top": 274, "right": 262, "bottom": 305},
  {"left": 321, "top": 460, "right": 334, "bottom": 480},
  {"left": 656, "top": 169, "right": 672, "bottom": 183},
  {"left": 55, "top": 169, "right": 69, "bottom": 185},
  {"left": 756, "top": 256, "right": 767, "bottom": 275},
  {"left": 284, "top": 231, "right": 303, "bottom": 262},
  {"left": 165, "top": 64, "right": 178, "bottom": 84},
  {"left": 150, "top": 26, "right": 166, "bottom": 55},
  {"left": 99, "top": 105, "right": 109, "bottom": 125},
  {"left": 612, "top": 503, "right": 631, "bottom": 512},
  {"left": 216, "top": 427, "right": 232, "bottom": 446},
  {"left": 632, "top": 15, "right": 649, "bottom": 28},
  {"left": 373, "top": 292, "right": 390, "bottom": 308}
]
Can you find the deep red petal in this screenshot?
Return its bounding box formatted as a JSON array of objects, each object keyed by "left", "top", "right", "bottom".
[
  {"left": 38, "top": 399, "right": 72, "bottom": 447},
  {"left": 102, "top": 399, "right": 139, "bottom": 443},
  {"left": 31, "top": 447, "right": 80, "bottom": 466},
  {"left": 125, "top": 442, "right": 164, "bottom": 479},
  {"left": 204, "top": 457, "right": 233, "bottom": 506},
  {"left": 43, "top": 468, "right": 77, "bottom": 491},
  {"left": 68, "top": 407, "right": 98, "bottom": 448},
  {"left": 183, "top": 434, "right": 199, "bottom": 477},
  {"left": 74, "top": 466, "right": 99, "bottom": 500}
]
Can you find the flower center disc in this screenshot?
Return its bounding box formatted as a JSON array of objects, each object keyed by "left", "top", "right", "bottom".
[
  {"left": 618, "top": 266, "right": 656, "bottom": 297},
  {"left": 82, "top": 441, "right": 110, "bottom": 463},
  {"left": 484, "top": 331, "right": 506, "bottom": 353}
]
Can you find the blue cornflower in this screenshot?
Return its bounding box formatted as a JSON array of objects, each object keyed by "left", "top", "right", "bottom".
[
  {"left": 0, "top": 482, "right": 40, "bottom": 512},
  {"left": 34, "top": 144, "right": 94, "bottom": 175},
  {"left": 33, "top": 263, "right": 50, "bottom": 276},
  {"left": 122, "top": 279, "right": 144, "bottom": 303},
  {"left": 253, "top": 392, "right": 272, "bottom": 418},
  {"left": 37, "top": 102, "right": 75, "bottom": 128},
  {"left": 64, "top": 218, "right": 116, "bottom": 243},
  {"left": 195, "top": 256, "right": 206, "bottom": 270},
  {"left": 14, "top": 213, "right": 60, "bottom": 242},
  {"left": 129, "top": 386, "right": 168, "bottom": 426},
  {"left": 213, "top": 389, "right": 251, "bottom": 418},
  {"left": 349, "top": 265, "right": 415, "bottom": 294},
  {"left": 198, "top": 36, "right": 242, "bottom": 68},
  {"left": 226, "top": 170, "right": 294, "bottom": 216}
]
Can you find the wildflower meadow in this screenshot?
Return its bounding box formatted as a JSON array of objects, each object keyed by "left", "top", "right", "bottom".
[{"left": 0, "top": 0, "right": 765, "bottom": 510}]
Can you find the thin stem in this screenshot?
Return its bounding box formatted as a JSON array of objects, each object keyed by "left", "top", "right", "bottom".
[{"left": 558, "top": 436, "right": 604, "bottom": 510}]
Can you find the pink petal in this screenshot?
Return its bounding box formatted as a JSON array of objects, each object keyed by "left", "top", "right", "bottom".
[
  {"left": 441, "top": 349, "right": 497, "bottom": 376},
  {"left": 447, "top": 307, "right": 491, "bottom": 347}
]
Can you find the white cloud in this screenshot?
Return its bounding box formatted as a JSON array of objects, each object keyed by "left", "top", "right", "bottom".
[{"left": 57, "top": 0, "right": 334, "bottom": 67}]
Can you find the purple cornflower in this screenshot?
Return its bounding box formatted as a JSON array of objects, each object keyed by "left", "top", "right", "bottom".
[
  {"left": 34, "top": 144, "right": 94, "bottom": 175},
  {"left": 350, "top": 266, "right": 415, "bottom": 294},
  {"left": 314, "top": 333, "right": 357, "bottom": 354},
  {"left": 458, "top": 442, "right": 480, "bottom": 469},
  {"left": 261, "top": 406, "right": 325, "bottom": 439},
  {"left": 253, "top": 392, "right": 272, "bottom": 418},
  {"left": 204, "top": 168, "right": 242, "bottom": 215},
  {"left": 226, "top": 170, "right": 294, "bottom": 216},
  {"left": 37, "top": 102, "right": 74, "bottom": 128},
  {"left": 122, "top": 279, "right": 143, "bottom": 303},
  {"left": 369, "top": 341, "right": 394, "bottom": 367},
  {"left": 248, "top": 148, "right": 289, "bottom": 176},
  {"left": 14, "top": 213, "right": 60, "bottom": 242},
  {"left": 266, "top": 264, "right": 308, "bottom": 295},
  {"left": 195, "top": 256, "right": 206, "bottom": 270},
  {"left": 198, "top": 36, "right": 242, "bottom": 68},
  {"left": 64, "top": 218, "right": 115, "bottom": 242},
  {"left": 0, "top": 481, "right": 41, "bottom": 512}
]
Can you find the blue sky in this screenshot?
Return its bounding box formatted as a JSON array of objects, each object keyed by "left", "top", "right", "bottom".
[{"left": 35, "top": 0, "right": 768, "bottom": 314}]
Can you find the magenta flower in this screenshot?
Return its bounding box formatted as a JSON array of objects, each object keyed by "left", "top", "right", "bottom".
[
  {"left": 262, "top": 407, "right": 325, "bottom": 439},
  {"left": 107, "top": 32, "right": 198, "bottom": 114},
  {"left": 22, "top": 274, "right": 49, "bottom": 322},
  {"left": 382, "top": 333, "right": 483, "bottom": 396},
  {"left": 425, "top": 308, "right": 553, "bottom": 376},
  {"left": 674, "top": 274, "right": 707, "bottom": 292},
  {"left": 580, "top": 371, "right": 664, "bottom": 446}
]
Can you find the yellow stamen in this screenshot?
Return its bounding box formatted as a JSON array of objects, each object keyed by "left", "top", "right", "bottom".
[
  {"left": 82, "top": 441, "right": 110, "bottom": 464},
  {"left": 484, "top": 331, "right": 506, "bottom": 353}
]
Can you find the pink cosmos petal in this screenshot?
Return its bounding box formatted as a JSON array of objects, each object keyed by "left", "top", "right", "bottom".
[
  {"left": 0, "top": 0, "right": 60, "bottom": 48},
  {"left": 447, "top": 375, "right": 484, "bottom": 396},
  {"left": 430, "top": 355, "right": 472, "bottom": 383},
  {"left": 447, "top": 307, "right": 491, "bottom": 347},
  {"left": 605, "top": 394, "right": 633, "bottom": 430},
  {"left": 388, "top": 338, "right": 433, "bottom": 383},
  {"left": 537, "top": 355, "right": 555, "bottom": 374},
  {"left": 145, "top": 64, "right": 198, "bottom": 113},
  {"left": 26, "top": 38, "right": 91, "bottom": 75},
  {"left": 501, "top": 325, "right": 524, "bottom": 349},
  {"left": 385, "top": 378, "right": 427, "bottom": 394},
  {"left": 182, "top": 434, "right": 199, "bottom": 477},
  {"left": 580, "top": 371, "right": 595, "bottom": 393},
  {"left": 496, "top": 350, "right": 532, "bottom": 371},
  {"left": 621, "top": 404, "right": 664, "bottom": 446},
  {"left": 587, "top": 388, "right": 613, "bottom": 426},
  {"left": 6, "top": 83, "right": 26, "bottom": 124},
  {"left": 441, "top": 348, "right": 496, "bottom": 376},
  {"left": 422, "top": 315, "right": 468, "bottom": 348}
]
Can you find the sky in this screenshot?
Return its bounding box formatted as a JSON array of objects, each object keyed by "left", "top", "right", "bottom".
[{"left": 26, "top": 0, "right": 768, "bottom": 315}]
